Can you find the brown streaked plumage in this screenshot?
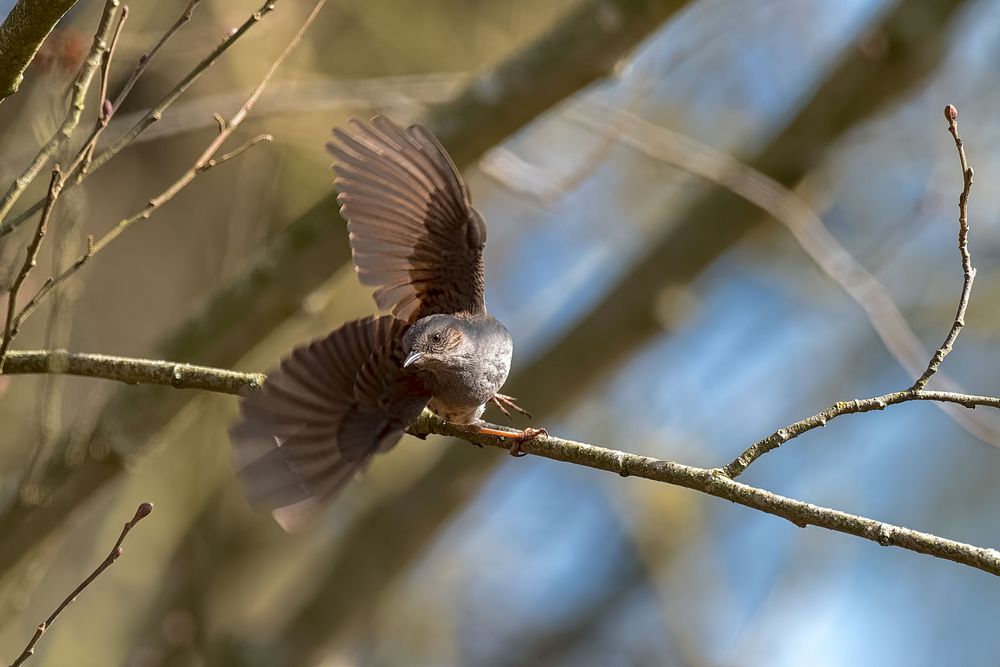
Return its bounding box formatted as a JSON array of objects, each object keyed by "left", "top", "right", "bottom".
[{"left": 230, "top": 116, "right": 539, "bottom": 531}]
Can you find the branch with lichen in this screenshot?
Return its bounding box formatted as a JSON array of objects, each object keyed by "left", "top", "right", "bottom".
[
  {"left": 0, "top": 0, "right": 695, "bottom": 584},
  {"left": 2, "top": 102, "right": 993, "bottom": 583},
  {"left": 1, "top": 349, "right": 263, "bottom": 394},
  {"left": 0, "top": 0, "right": 82, "bottom": 105},
  {"left": 4, "top": 348, "right": 1000, "bottom": 579}
]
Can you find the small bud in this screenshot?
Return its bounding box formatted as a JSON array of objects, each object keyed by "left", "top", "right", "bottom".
[
  {"left": 944, "top": 104, "right": 958, "bottom": 123},
  {"left": 113, "top": 546, "right": 124, "bottom": 559},
  {"left": 135, "top": 501, "right": 154, "bottom": 519},
  {"left": 101, "top": 99, "right": 113, "bottom": 120}
]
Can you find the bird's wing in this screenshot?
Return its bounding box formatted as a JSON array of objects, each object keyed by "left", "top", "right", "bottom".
[
  {"left": 327, "top": 115, "right": 486, "bottom": 322},
  {"left": 230, "top": 315, "right": 429, "bottom": 531}
]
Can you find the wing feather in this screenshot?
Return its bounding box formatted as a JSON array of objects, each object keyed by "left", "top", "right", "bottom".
[
  {"left": 230, "top": 315, "right": 429, "bottom": 530},
  {"left": 327, "top": 116, "right": 486, "bottom": 321}
]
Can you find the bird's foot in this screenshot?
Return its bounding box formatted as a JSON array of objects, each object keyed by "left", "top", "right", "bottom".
[
  {"left": 490, "top": 393, "right": 533, "bottom": 421},
  {"left": 509, "top": 427, "right": 547, "bottom": 457},
  {"left": 475, "top": 424, "right": 548, "bottom": 457}
]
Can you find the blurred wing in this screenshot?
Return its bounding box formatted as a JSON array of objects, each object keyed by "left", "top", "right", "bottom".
[
  {"left": 230, "top": 315, "right": 429, "bottom": 531},
  {"left": 327, "top": 115, "right": 486, "bottom": 322}
]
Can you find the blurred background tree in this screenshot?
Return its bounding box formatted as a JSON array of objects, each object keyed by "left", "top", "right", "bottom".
[{"left": 2, "top": 0, "right": 1000, "bottom": 665}]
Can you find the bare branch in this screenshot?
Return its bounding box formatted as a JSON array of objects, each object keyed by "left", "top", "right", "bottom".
[
  {"left": 4, "top": 0, "right": 322, "bottom": 334},
  {"left": 724, "top": 104, "right": 981, "bottom": 477},
  {"left": 0, "top": 0, "right": 277, "bottom": 238},
  {"left": 111, "top": 0, "right": 202, "bottom": 111},
  {"left": 0, "top": 0, "right": 119, "bottom": 225},
  {"left": 4, "top": 349, "right": 1000, "bottom": 579},
  {"left": 69, "top": 0, "right": 203, "bottom": 180},
  {"left": 911, "top": 104, "right": 975, "bottom": 390},
  {"left": 406, "top": 413, "right": 1000, "bottom": 579},
  {"left": 0, "top": 168, "right": 64, "bottom": 372},
  {"left": 7, "top": 502, "right": 153, "bottom": 667}
]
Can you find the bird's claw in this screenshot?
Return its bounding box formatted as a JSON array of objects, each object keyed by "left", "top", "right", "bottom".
[
  {"left": 509, "top": 427, "right": 547, "bottom": 457},
  {"left": 491, "top": 393, "right": 533, "bottom": 421}
]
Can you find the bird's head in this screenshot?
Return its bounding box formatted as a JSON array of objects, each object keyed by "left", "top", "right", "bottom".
[{"left": 401, "top": 314, "right": 472, "bottom": 373}]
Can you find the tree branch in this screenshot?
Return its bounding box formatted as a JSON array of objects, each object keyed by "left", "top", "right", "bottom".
[
  {"left": 565, "top": 101, "right": 1000, "bottom": 447},
  {"left": 0, "top": 0, "right": 693, "bottom": 585},
  {"left": 405, "top": 413, "right": 1000, "bottom": 578},
  {"left": 0, "top": 0, "right": 276, "bottom": 238},
  {"left": 7, "top": 502, "right": 153, "bottom": 667},
  {"left": 0, "top": 167, "right": 63, "bottom": 372},
  {"left": 0, "top": 0, "right": 81, "bottom": 105},
  {"left": 1, "top": 349, "right": 263, "bottom": 394},
  {"left": 0, "top": 0, "right": 118, "bottom": 225},
  {"left": 724, "top": 104, "right": 978, "bottom": 478},
  {"left": 4, "top": 349, "right": 1000, "bottom": 579},
  {"left": 911, "top": 104, "right": 974, "bottom": 391}
]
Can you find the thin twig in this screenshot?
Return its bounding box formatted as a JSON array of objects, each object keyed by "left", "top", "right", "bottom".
[
  {"left": 115, "top": 0, "right": 202, "bottom": 106},
  {"left": 3, "top": 133, "right": 266, "bottom": 335},
  {"left": 570, "top": 102, "right": 1000, "bottom": 445},
  {"left": 911, "top": 104, "right": 975, "bottom": 391},
  {"left": 721, "top": 388, "right": 998, "bottom": 479},
  {"left": 4, "top": 237, "right": 90, "bottom": 341},
  {"left": 723, "top": 104, "right": 979, "bottom": 477},
  {"left": 73, "top": 4, "right": 129, "bottom": 173},
  {"left": 0, "top": 0, "right": 276, "bottom": 238},
  {"left": 98, "top": 5, "right": 129, "bottom": 124},
  {"left": 0, "top": 0, "right": 119, "bottom": 226},
  {"left": 7, "top": 502, "right": 153, "bottom": 667},
  {"left": 70, "top": 0, "right": 202, "bottom": 179},
  {"left": 0, "top": 169, "right": 64, "bottom": 372},
  {"left": 3, "top": 0, "right": 325, "bottom": 331}
]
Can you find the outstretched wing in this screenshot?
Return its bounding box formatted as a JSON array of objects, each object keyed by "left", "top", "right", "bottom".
[
  {"left": 230, "top": 315, "right": 429, "bottom": 531},
  {"left": 327, "top": 115, "right": 486, "bottom": 322}
]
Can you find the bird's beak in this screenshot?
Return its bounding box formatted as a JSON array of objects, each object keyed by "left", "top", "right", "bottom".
[{"left": 403, "top": 351, "right": 424, "bottom": 368}]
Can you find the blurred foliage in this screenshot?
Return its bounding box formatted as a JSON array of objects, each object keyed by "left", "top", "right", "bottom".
[{"left": 3, "top": 0, "right": 1000, "bottom": 666}]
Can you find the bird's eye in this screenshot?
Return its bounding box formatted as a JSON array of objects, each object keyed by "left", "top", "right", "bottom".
[{"left": 430, "top": 333, "right": 442, "bottom": 344}]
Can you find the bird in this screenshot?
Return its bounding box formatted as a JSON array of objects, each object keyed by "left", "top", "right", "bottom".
[{"left": 229, "top": 115, "right": 542, "bottom": 530}]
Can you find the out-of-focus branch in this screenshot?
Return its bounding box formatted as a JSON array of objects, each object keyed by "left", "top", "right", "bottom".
[
  {"left": 0, "top": 0, "right": 81, "bottom": 105},
  {"left": 0, "top": 0, "right": 118, "bottom": 225},
  {"left": 565, "top": 101, "right": 1000, "bottom": 445},
  {"left": 0, "top": 0, "right": 324, "bottom": 577},
  {"left": 3, "top": 0, "right": 316, "bottom": 354},
  {"left": 0, "top": 0, "right": 277, "bottom": 238},
  {"left": 0, "top": 74, "right": 469, "bottom": 169},
  {"left": 7, "top": 132, "right": 271, "bottom": 342},
  {"left": 69, "top": 0, "right": 203, "bottom": 177},
  {"left": 7, "top": 502, "right": 153, "bottom": 667},
  {"left": 0, "top": 168, "right": 63, "bottom": 372}
]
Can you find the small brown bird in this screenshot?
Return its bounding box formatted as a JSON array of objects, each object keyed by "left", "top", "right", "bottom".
[{"left": 230, "top": 116, "right": 541, "bottom": 530}]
